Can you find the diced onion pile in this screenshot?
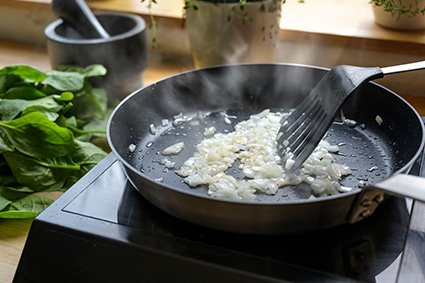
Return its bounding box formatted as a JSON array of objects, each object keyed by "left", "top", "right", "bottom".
[{"left": 172, "top": 110, "right": 352, "bottom": 201}]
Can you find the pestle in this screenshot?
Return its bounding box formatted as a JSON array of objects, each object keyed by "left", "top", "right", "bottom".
[{"left": 52, "top": 0, "right": 110, "bottom": 39}]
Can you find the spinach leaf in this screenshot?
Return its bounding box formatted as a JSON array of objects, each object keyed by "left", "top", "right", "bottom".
[
  {"left": 21, "top": 97, "right": 63, "bottom": 117},
  {"left": 0, "top": 65, "right": 46, "bottom": 83},
  {"left": 3, "top": 85, "right": 47, "bottom": 100},
  {"left": 3, "top": 151, "right": 80, "bottom": 191},
  {"left": 81, "top": 64, "right": 107, "bottom": 77},
  {"left": 0, "top": 95, "right": 63, "bottom": 121},
  {"left": 0, "top": 99, "right": 27, "bottom": 121},
  {"left": 0, "top": 112, "right": 75, "bottom": 159},
  {"left": 0, "top": 175, "right": 15, "bottom": 186},
  {"left": 0, "top": 186, "right": 33, "bottom": 201},
  {"left": 0, "top": 195, "right": 11, "bottom": 211},
  {"left": 73, "top": 140, "right": 106, "bottom": 166},
  {"left": 55, "top": 64, "right": 107, "bottom": 78},
  {"left": 55, "top": 91, "right": 74, "bottom": 102},
  {"left": 11, "top": 194, "right": 53, "bottom": 213},
  {"left": 0, "top": 64, "right": 109, "bottom": 218},
  {"left": 44, "top": 70, "right": 85, "bottom": 91},
  {"left": 0, "top": 210, "right": 38, "bottom": 218},
  {"left": 71, "top": 87, "right": 108, "bottom": 122},
  {"left": 0, "top": 75, "right": 23, "bottom": 95},
  {"left": 0, "top": 130, "right": 14, "bottom": 153},
  {"left": 0, "top": 194, "right": 53, "bottom": 218},
  {"left": 61, "top": 140, "right": 106, "bottom": 188}
]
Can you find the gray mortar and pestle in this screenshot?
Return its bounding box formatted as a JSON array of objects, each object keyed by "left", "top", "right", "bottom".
[{"left": 45, "top": 0, "right": 148, "bottom": 104}]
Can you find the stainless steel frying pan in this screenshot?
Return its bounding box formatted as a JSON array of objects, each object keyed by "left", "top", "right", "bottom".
[{"left": 107, "top": 63, "right": 425, "bottom": 234}]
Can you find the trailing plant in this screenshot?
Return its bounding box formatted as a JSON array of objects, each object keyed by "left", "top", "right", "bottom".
[{"left": 140, "top": 0, "right": 287, "bottom": 47}]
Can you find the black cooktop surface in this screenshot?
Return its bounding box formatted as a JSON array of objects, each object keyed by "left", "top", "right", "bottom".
[{"left": 13, "top": 152, "right": 425, "bottom": 283}]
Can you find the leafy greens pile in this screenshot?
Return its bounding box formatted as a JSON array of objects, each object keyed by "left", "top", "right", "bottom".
[{"left": 0, "top": 64, "right": 110, "bottom": 218}]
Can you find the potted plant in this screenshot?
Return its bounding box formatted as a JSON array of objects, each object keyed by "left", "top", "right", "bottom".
[
  {"left": 370, "top": 0, "right": 425, "bottom": 30},
  {"left": 142, "top": 0, "right": 284, "bottom": 68},
  {"left": 185, "top": 0, "right": 283, "bottom": 68}
]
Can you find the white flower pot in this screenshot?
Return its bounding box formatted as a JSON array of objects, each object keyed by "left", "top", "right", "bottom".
[
  {"left": 186, "top": 0, "right": 281, "bottom": 68},
  {"left": 372, "top": 0, "right": 425, "bottom": 30}
]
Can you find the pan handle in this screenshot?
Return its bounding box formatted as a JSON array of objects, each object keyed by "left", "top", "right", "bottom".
[{"left": 370, "top": 174, "right": 425, "bottom": 202}]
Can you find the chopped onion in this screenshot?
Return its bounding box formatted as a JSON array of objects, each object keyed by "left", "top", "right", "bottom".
[
  {"left": 175, "top": 110, "right": 352, "bottom": 200},
  {"left": 149, "top": 124, "right": 156, "bottom": 135},
  {"left": 128, "top": 144, "right": 136, "bottom": 152},
  {"left": 204, "top": 127, "right": 216, "bottom": 136},
  {"left": 162, "top": 142, "right": 184, "bottom": 156},
  {"left": 358, "top": 180, "right": 367, "bottom": 188},
  {"left": 159, "top": 158, "right": 175, "bottom": 169},
  {"left": 375, "top": 115, "right": 383, "bottom": 126}
]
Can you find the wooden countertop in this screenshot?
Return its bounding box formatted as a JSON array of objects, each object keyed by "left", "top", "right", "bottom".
[{"left": 1, "top": 5, "right": 425, "bottom": 278}]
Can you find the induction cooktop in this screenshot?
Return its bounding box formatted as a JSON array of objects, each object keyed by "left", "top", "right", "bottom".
[{"left": 13, "top": 152, "right": 425, "bottom": 283}]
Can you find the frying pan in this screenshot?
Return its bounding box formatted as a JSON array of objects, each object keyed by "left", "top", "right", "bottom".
[{"left": 107, "top": 64, "right": 425, "bottom": 234}]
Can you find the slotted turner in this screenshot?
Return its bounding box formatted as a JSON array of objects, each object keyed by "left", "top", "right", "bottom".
[{"left": 277, "top": 61, "right": 425, "bottom": 171}]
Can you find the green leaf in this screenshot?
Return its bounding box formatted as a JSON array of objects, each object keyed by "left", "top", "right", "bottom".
[
  {"left": 0, "top": 64, "right": 108, "bottom": 218},
  {"left": 3, "top": 151, "right": 79, "bottom": 191},
  {"left": 73, "top": 140, "right": 106, "bottom": 166},
  {"left": 21, "top": 96, "right": 63, "bottom": 116},
  {"left": 56, "top": 91, "right": 74, "bottom": 102},
  {"left": 3, "top": 86, "right": 47, "bottom": 100},
  {"left": 71, "top": 88, "right": 108, "bottom": 123},
  {"left": 0, "top": 130, "right": 14, "bottom": 153},
  {"left": 0, "top": 186, "right": 33, "bottom": 201},
  {"left": 59, "top": 140, "right": 106, "bottom": 189},
  {"left": 91, "top": 88, "right": 108, "bottom": 113},
  {"left": 0, "top": 195, "right": 11, "bottom": 211},
  {"left": 0, "top": 175, "right": 15, "bottom": 186},
  {"left": 54, "top": 64, "right": 107, "bottom": 78},
  {"left": 11, "top": 194, "right": 54, "bottom": 213},
  {"left": 0, "top": 193, "right": 54, "bottom": 218},
  {"left": 44, "top": 70, "right": 85, "bottom": 92},
  {"left": 0, "top": 210, "right": 38, "bottom": 218},
  {"left": 0, "top": 99, "right": 27, "bottom": 121},
  {"left": 0, "top": 95, "right": 63, "bottom": 121},
  {"left": 0, "top": 112, "right": 75, "bottom": 159},
  {"left": 56, "top": 115, "right": 78, "bottom": 129},
  {"left": 79, "top": 106, "right": 112, "bottom": 138},
  {"left": 80, "top": 65, "right": 107, "bottom": 78},
  {"left": 0, "top": 75, "right": 23, "bottom": 94},
  {"left": 1, "top": 186, "right": 33, "bottom": 193},
  {"left": 0, "top": 65, "right": 47, "bottom": 83}
]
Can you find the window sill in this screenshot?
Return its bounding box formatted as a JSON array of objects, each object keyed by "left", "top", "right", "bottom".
[
  {"left": 7, "top": 0, "right": 425, "bottom": 45},
  {"left": 2, "top": 0, "right": 425, "bottom": 97}
]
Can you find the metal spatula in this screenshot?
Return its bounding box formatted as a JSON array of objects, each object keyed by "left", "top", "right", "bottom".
[{"left": 277, "top": 61, "right": 425, "bottom": 171}]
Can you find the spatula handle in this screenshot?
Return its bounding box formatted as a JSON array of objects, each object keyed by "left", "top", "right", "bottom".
[{"left": 381, "top": 60, "right": 425, "bottom": 75}]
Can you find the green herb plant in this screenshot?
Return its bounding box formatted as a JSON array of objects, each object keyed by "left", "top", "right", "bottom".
[
  {"left": 0, "top": 64, "right": 109, "bottom": 218},
  {"left": 371, "top": 0, "right": 425, "bottom": 18},
  {"left": 140, "top": 0, "right": 287, "bottom": 48}
]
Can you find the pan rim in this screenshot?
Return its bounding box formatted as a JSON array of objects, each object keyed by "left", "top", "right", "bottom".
[{"left": 107, "top": 63, "right": 425, "bottom": 206}]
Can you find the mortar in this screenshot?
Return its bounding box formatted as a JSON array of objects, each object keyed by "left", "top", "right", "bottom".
[{"left": 44, "top": 12, "right": 147, "bottom": 104}]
